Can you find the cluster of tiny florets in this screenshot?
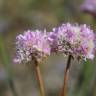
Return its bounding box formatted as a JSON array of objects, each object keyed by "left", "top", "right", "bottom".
[
  {"left": 14, "top": 23, "right": 96, "bottom": 64},
  {"left": 14, "top": 30, "right": 51, "bottom": 64},
  {"left": 48, "top": 23, "right": 95, "bottom": 60}
]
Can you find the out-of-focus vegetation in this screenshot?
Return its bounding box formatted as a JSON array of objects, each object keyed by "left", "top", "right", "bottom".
[{"left": 0, "top": 0, "right": 96, "bottom": 96}]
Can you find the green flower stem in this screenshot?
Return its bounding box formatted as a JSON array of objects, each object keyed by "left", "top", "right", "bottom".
[
  {"left": 0, "top": 36, "right": 18, "bottom": 96},
  {"left": 8, "top": 78, "right": 18, "bottom": 96}
]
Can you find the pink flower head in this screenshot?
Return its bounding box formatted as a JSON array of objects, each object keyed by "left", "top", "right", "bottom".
[
  {"left": 14, "top": 30, "right": 51, "bottom": 64},
  {"left": 49, "top": 23, "right": 95, "bottom": 60},
  {"left": 81, "top": 0, "right": 96, "bottom": 16},
  {"left": 47, "top": 28, "right": 59, "bottom": 52}
]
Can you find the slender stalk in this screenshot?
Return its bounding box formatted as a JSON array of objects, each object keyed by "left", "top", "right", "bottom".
[
  {"left": 8, "top": 78, "right": 18, "bottom": 96},
  {"left": 34, "top": 59, "right": 45, "bottom": 96},
  {"left": 62, "top": 55, "right": 72, "bottom": 96},
  {"left": 0, "top": 36, "right": 18, "bottom": 96}
]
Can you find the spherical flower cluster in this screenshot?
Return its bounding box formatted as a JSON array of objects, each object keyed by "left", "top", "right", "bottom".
[
  {"left": 14, "top": 30, "right": 51, "bottom": 64},
  {"left": 14, "top": 23, "right": 96, "bottom": 64},
  {"left": 48, "top": 23, "right": 95, "bottom": 60},
  {"left": 81, "top": 0, "right": 96, "bottom": 16}
]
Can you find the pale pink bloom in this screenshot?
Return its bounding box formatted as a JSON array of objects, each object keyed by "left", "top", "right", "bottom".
[
  {"left": 81, "top": 0, "right": 96, "bottom": 16},
  {"left": 48, "top": 23, "right": 95, "bottom": 60},
  {"left": 14, "top": 30, "right": 51, "bottom": 63}
]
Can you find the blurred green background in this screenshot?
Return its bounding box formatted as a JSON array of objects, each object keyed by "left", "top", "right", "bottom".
[{"left": 0, "top": 0, "right": 96, "bottom": 96}]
